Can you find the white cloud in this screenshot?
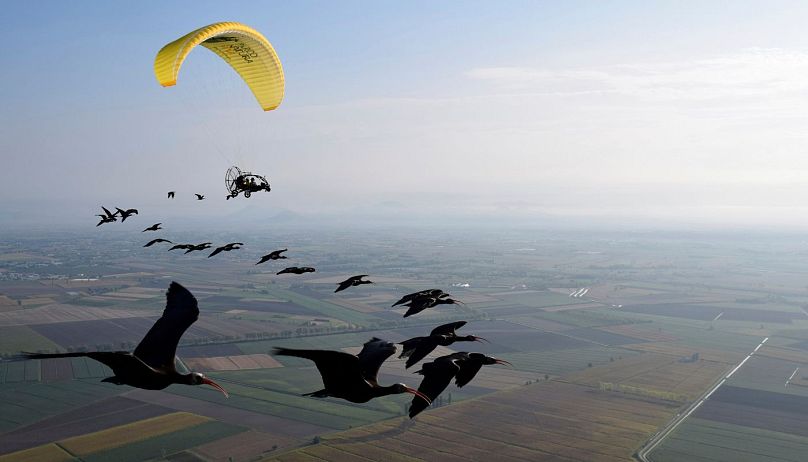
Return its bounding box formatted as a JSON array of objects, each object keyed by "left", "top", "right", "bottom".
[{"left": 466, "top": 48, "right": 808, "bottom": 101}]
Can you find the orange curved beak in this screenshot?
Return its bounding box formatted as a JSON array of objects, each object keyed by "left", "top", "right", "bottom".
[
  {"left": 472, "top": 335, "right": 490, "bottom": 343},
  {"left": 494, "top": 359, "right": 513, "bottom": 367},
  {"left": 202, "top": 377, "right": 229, "bottom": 398},
  {"left": 405, "top": 386, "right": 431, "bottom": 405}
]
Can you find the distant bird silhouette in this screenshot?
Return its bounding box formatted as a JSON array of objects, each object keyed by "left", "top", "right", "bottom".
[
  {"left": 115, "top": 208, "right": 138, "bottom": 222},
  {"left": 96, "top": 206, "right": 117, "bottom": 227},
  {"left": 184, "top": 242, "right": 212, "bottom": 254},
  {"left": 277, "top": 267, "right": 315, "bottom": 275},
  {"left": 167, "top": 191, "right": 175, "bottom": 199},
  {"left": 208, "top": 242, "right": 244, "bottom": 258},
  {"left": 409, "top": 352, "right": 511, "bottom": 418},
  {"left": 256, "top": 249, "right": 288, "bottom": 265},
  {"left": 21, "top": 282, "right": 228, "bottom": 397},
  {"left": 392, "top": 289, "right": 445, "bottom": 307},
  {"left": 144, "top": 238, "right": 172, "bottom": 248},
  {"left": 143, "top": 223, "right": 162, "bottom": 232},
  {"left": 273, "top": 338, "right": 430, "bottom": 405},
  {"left": 168, "top": 244, "right": 194, "bottom": 252},
  {"left": 402, "top": 294, "right": 462, "bottom": 318},
  {"left": 195, "top": 194, "right": 205, "bottom": 200},
  {"left": 398, "top": 321, "right": 487, "bottom": 368},
  {"left": 335, "top": 275, "right": 373, "bottom": 293}
]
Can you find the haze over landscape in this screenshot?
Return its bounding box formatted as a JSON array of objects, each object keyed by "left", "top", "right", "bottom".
[
  {"left": 4, "top": 1, "right": 808, "bottom": 229},
  {"left": 4, "top": 2, "right": 808, "bottom": 462}
]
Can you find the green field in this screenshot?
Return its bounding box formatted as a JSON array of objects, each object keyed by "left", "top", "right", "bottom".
[
  {"left": 82, "top": 420, "right": 245, "bottom": 462},
  {"left": 653, "top": 418, "right": 808, "bottom": 462},
  {"left": 0, "top": 326, "right": 62, "bottom": 355},
  {"left": 0, "top": 380, "right": 120, "bottom": 432}
]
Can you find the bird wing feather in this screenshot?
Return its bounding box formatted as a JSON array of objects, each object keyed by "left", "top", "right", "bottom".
[
  {"left": 357, "top": 337, "right": 396, "bottom": 384},
  {"left": 430, "top": 321, "right": 467, "bottom": 337},
  {"left": 133, "top": 282, "right": 198, "bottom": 371}
]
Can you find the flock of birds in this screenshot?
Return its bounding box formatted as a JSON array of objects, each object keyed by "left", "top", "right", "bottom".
[
  {"left": 63, "top": 189, "right": 510, "bottom": 419},
  {"left": 24, "top": 283, "right": 508, "bottom": 418}
]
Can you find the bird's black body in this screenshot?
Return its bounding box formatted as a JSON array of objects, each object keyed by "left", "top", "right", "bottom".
[
  {"left": 168, "top": 244, "right": 193, "bottom": 251},
  {"left": 96, "top": 206, "right": 117, "bottom": 226},
  {"left": 143, "top": 223, "right": 162, "bottom": 232},
  {"left": 21, "top": 282, "right": 228, "bottom": 397},
  {"left": 144, "top": 238, "right": 172, "bottom": 248},
  {"left": 273, "top": 338, "right": 430, "bottom": 405},
  {"left": 276, "top": 266, "right": 315, "bottom": 275},
  {"left": 335, "top": 275, "right": 373, "bottom": 293},
  {"left": 195, "top": 194, "right": 205, "bottom": 200},
  {"left": 256, "top": 248, "right": 288, "bottom": 265},
  {"left": 209, "top": 242, "right": 244, "bottom": 258},
  {"left": 184, "top": 243, "right": 212, "bottom": 254},
  {"left": 392, "top": 289, "right": 445, "bottom": 307},
  {"left": 409, "top": 352, "right": 510, "bottom": 418},
  {"left": 167, "top": 191, "right": 175, "bottom": 199},
  {"left": 115, "top": 208, "right": 138, "bottom": 222},
  {"left": 398, "top": 321, "right": 486, "bottom": 368},
  {"left": 402, "top": 294, "right": 461, "bottom": 318}
]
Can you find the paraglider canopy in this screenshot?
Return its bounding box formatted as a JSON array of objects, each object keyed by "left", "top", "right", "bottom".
[{"left": 154, "top": 22, "right": 285, "bottom": 111}]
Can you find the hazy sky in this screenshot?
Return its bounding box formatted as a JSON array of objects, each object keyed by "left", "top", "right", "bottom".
[{"left": 3, "top": 1, "right": 808, "bottom": 229}]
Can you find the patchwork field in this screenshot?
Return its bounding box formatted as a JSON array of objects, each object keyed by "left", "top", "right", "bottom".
[{"left": 265, "top": 380, "right": 678, "bottom": 462}]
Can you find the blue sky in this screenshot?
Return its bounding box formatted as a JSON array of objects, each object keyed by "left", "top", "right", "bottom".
[{"left": 3, "top": 1, "right": 808, "bottom": 229}]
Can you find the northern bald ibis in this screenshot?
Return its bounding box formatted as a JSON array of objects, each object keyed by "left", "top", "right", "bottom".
[
  {"left": 195, "top": 194, "right": 205, "bottom": 200},
  {"left": 143, "top": 223, "right": 162, "bottom": 232},
  {"left": 115, "top": 208, "right": 138, "bottom": 222},
  {"left": 208, "top": 243, "right": 244, "bottom": 258},
  {"left": 398, "top": 321, "right": 487, "bottom": 368},
  {"left": 402, "top": 294, "right": 462, "bottom": 318},
  {"left": 256, "top": 248, "right": 288, "bottom": 265},
  {"left": 167, "top": 191, "right": 175, "bottom": 199},
  {"left": 273, "top": 338, "right": 430, "bottom": 405},
  {"left": 409, "top": 352, "right": 511, "bottom": 418},
  {"left": 335, "top": 275, "right": 373, "bottom": 293},
  {"left": 392, "top": 289, "right": 445, "bottom": 307},
  {"left": 144, "top": 238, "right": 172, "bottom": 248},
  {"left": 277, "top": 267, "right": 315, "bottom": 275},
  {"left": 21, "top": 282, "right": 228, "bottom": 397},
  {"left": 96, "top": 206, "right": 117, "bottom": 226}
]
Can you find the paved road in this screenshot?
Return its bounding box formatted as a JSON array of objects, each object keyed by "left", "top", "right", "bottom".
[{"left": 635, "top": 337, "right": 768, "bottom": 462}]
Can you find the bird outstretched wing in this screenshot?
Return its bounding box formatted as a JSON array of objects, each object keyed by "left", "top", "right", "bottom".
[
  {"left": 405, "top": 336, "right": 442, "bottom": 369},
  {"left": 357, "top": 337, "right": 396, "bottom": 384},
  {"left": 134, "top": 282, "right": 199, "bottom": 371},
  {"left": 430, "top": 321, "right": 467, "bottom": 337},
  {"left": 410, "top": 358, "right": 460, "bottom": 418}
]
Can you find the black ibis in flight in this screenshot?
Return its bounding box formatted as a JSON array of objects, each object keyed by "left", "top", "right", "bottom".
[
  {"left": 96, "top": 206, "right": 117, "bottom": 226},
  {"left": 256, "top": 248, "right": 288, "bottom": 265},
  {"left": 398, "top": 321, "right": 487, "bottom": 368},
  {"left": 277, "top": 267, "right": 315, "bottom": 275},
  {"left": 115, "top": 207, "right": 138, "bottom": 222},
  {"left": 143, "top": 223, "right": 162, "bottom": 232},
  {"left": 335, "top": 275, "right": 373, "bottom": 293},
  {"left": 167, "top": 191, "right": 175, "bottom": 199},
  {"left": 208, "top": 242, "right": 244, "bottom": 258},
  {"left": 184, "top": 243, "right": 212, "bottom": 254},
  {"left": 392, "top": 289, "right": 445, "bottom": 307},
  {"left": 144, "top": 238, "right": 172, "bottom": 248},
  {"left": 195, "top": 194, "right": 205, "bottom": 200},
  {"left": 273, "top": 338, "right": 430, "bottom": 405},
  {"left": 21, "top": 282, "right": 228, "bottom": 397},
  {"left": 402, "top": 294, "right": 463, "bottom": 318},
  {"left": 409, "top": 352, "right": 511, "bottom": 418}
]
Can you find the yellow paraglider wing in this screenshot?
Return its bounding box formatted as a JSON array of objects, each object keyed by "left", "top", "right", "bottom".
[{"left": 154, "top": 22, "right": 284, "bottom": 111}]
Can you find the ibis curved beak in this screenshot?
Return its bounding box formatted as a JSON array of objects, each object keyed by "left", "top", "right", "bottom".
[
  {"left": 494, "top": 359, "right": 513, "bottom": 367},
  {"left": 472, "top": 335, "right": 490, "bottom": 344},
  {"left": 404, "top": 386, "right": 431, "bottom": 405},
  {"left": 202, "top": 377, "right": 229, "bottom": 398}
]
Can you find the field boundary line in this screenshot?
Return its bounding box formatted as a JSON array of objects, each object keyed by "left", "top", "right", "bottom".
[{"left": 635, "top": 336, "right": 768, "bottom": 462}]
